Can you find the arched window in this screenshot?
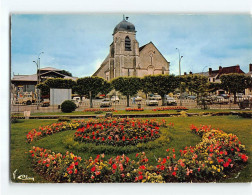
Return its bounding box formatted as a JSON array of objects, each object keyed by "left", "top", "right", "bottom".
[{"left": 125, "top": 36, "right": 131, "bottom": 51}]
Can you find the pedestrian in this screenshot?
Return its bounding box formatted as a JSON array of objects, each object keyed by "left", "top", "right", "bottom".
[{"left": 132, "top": 97, "right": 135, "bottom": 104}]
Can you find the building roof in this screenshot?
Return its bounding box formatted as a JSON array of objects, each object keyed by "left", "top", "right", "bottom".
[
  {"left": 12, "top": 74, "right": 37, "bottom": 82},
  {"left": 40, "top": 67, "right": 62, "bottom": 71},
  {"left": 219, "top": 65, "right": 244, "bottom": 75},
  {"left": 113, "top": 18, "right": 136, "bottom": 35}
]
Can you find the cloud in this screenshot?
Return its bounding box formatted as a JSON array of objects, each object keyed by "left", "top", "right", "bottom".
[{"left": 11, "top": 14, "right": 252, "bottom": 77}]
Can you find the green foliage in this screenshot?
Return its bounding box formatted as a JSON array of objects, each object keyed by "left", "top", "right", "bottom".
[
  {"left": 75, "top": 76, "right": 111, "bottom": 108},
  {"left": 37, "top": 83, "right": 50, "bottom": 96},
  {"left": 142, "top": 75, "right": 179, "bottom": 105},
  {"left": 94, "top": 111, "right": 103, "bottom": 114},
  {"left": 220, "top": 74, "right": 250, "bottom": 103},
  {"left": 11, "top": 113, "right": 19, "bottom": 123},
  {"left": 44, "top": 78, "right": 76, "bottom": 89},
  {"left": 61, "top": 100, "right": 77, "bottom": 113},
  {"left": 63, "top": 127, "right": 171, "bottom": 154},
  {"left": 57, "top": 117, "right": 71, "bottom": 122},
  {"left": 61, "top": 70, "right": 72, "bottom": 77},
  {"left": 112, "top": 77, "right": 142, "bottom": 107},
  {"left": 37, "top": 78, "right": 76, "bottom": 96}
]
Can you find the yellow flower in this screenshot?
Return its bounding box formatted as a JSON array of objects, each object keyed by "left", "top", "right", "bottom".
[{"left": 64, "top": 173, "right": 68, "bottom": 177}]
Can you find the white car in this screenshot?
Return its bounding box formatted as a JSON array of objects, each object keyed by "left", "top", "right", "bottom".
[
  {"left": 152, "top": 95, "right": 162, "bottom": 100},
  {"left": 165, "top": 97, "right": 177, "bottom": 106},
  {"left": 111, "top": 96, "right": 119, "bottom": 102},
  {"left": 131, "top": 96, "right": 143, "bottom": 102},
  {"left": 146, "top": 97, "right": 159, "bottom": 106},
  {"left": 100, "top": 98, "right": 112, "bottom": 107}
]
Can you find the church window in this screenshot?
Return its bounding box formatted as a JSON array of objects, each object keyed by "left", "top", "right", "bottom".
[{"left": 125, "top": 36, "right": 131, "bottom": 51}]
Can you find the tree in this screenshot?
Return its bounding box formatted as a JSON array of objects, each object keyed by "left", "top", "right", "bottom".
[
  {"left": 111, "top": 77, "right": 142, "bottom": 107},
  {"left": 220, "top": 74, "right": 250, "bottom": 104},
  {"left": 75, "top": 76, "right": 108, "bottom": 108},
  {"left": 182, "top": 75, "right": 215, "bottom": 109},
  {"left": 61, "top": 70, "right": 73, "bottom": 77},
  {"left": 141, "top": 75, "right": 179, "bottom": 106},
  {"left": 37, "top": 78, "right": 76, "bottom": 98}
]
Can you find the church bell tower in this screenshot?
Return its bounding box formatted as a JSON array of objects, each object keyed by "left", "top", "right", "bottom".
[{"left": 109, "top": 16, "right": 139, "bottom": 80}]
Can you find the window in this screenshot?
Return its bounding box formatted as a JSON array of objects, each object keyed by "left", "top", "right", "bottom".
[{"left": 125, "top": 36, "right": 131, "bottom": 51}]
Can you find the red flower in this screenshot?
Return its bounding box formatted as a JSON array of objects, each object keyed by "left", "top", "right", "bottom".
[
  {"left": 138, "top": 175, "right": 143, "bottom": 180},
  {"left": 223, "top": 162, "right": 230, "bottom": 167},
  {"left": 91, "top": 166, "right": 96, "bottom": 172},
  {"left": 46, "top": 164, "right": 50, "bottom": 167},
  {"left": 74, "top": 169, "right": 78, "bottom": 174},
  {"left": 172, "top": 171, "right": 176, "bottom": 176},
  {"left": 112, "top": 164, "right": 117, "bottom": 169}
]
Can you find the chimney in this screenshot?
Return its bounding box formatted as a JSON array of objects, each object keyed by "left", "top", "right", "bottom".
[
  {"left": 126, "top": 17, "right": 129, "bottom": 21},
  {"left": 209, "top": 68, "right": 212, "bottom": 75},
  {"left": 250, "top": 63, "right": 252, "bottom": 72},
  {"left": 219, "top": 66, "right": 222, "bottom": 70}
]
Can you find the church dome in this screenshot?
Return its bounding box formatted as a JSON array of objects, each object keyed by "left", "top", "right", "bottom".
[{"left": 113, "top": 17, "right": 136, "bottom": 34}]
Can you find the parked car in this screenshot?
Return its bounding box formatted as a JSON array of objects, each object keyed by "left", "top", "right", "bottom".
[
  {"left": 187, "top": 95, "right": 196, "bottom": 100},
  {"left": 152, "top": 94, "right": 162, "bottom": 100},
  {"left": 165, "top": 96, "right": 177, "bottom": 106},
  {"left": 212, "top": 96, "right": 228, "bottom": 104},
  {"left": 111, "top": 96, "right": 119, "bottom": 102},
  {"left": 237, "top": 93, "right": 244, "bottom": 98},
  {"left": 131, "top": 96, "right": 143, "bottom": 102},
  {"left": 100, "top": 98, "right": 112, "bottom": 107},
  {"left": 41, "top": 99, "right": 50, "bottom": 107},
  {"left": 220, "top": 94, "right": 230, "bottom": 99},
  {"left": 146, "top": 97, "right": 159, "bottom": 106}
]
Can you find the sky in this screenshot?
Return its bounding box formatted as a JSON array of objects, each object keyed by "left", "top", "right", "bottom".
[{"left": 11, "top": 14, "right": 252, "bottom": 78}]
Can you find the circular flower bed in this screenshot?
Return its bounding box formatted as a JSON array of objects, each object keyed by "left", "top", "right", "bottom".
[
  {"left": 74, "top": 118, "right": 161, "bottom": 146},
  {"left": 28, "top": 123, "right": 249, "bottom": 183}
]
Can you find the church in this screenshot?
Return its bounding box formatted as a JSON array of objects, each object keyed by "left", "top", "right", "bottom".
[{"left": 93, "top": 16, "right": 170, "bottom": 81}]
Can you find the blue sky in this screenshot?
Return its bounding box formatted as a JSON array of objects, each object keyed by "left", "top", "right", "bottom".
[{"left": 11, "top": 14, "right": 252, "bottom": 77}]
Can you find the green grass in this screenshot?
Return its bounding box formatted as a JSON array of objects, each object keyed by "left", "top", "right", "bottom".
[
  {"left": 27, "top": 109, "right": 251, "bottom": 116},
  {"left": 10, "top": 115, "right": 252, "bottom": 183}
]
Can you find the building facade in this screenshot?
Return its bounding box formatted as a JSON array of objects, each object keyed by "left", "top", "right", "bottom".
[{"left": 93, "top": 17, "right": 170, "bottom": 80}]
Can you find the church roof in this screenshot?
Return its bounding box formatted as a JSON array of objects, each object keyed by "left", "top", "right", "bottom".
[{"left": 113, "top": 18, "right": 136, "bottom": 35}]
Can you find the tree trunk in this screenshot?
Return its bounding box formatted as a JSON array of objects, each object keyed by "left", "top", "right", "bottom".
[
  {"left": 89, "top": 91, "right": 93, "bottom": 108},
  {"left": 234, "top": 93, "right": 237, "bottom": 104},
  {"left": 127, "top": 95, "right": 130, "bottom": 107},
  {"left": 162, "top": 96, "right": 166, "bottom": 106}
]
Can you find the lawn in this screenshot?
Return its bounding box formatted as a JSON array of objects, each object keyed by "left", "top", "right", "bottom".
[{"left": 10, "top": 115, "right": 252, "bottom": 183}]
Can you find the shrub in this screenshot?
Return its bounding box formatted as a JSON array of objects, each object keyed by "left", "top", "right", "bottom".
[
  {"left": 61, "top": 100, "right": 77, "bottom": 113},
  {"left": 11, "top": 113, "right": 19, "bottom": 123},
  {"left": 58, "top": 117, "right": 71, "bottom": 122},
  {"left": 94, "top": 111, "right": 103, "bottom": 114}
]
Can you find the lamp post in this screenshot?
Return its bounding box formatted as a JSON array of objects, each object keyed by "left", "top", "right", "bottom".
[
  {"left": 176, "top": 48, "right": 183, "bottom": 106},
  {"left": 33, "top": 52, "right": 44, "bottom": 110},
  {"left": 202, "top": 65, "right": 208, "bottom": 75}
]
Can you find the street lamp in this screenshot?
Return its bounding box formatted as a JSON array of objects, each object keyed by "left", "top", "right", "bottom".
[
  {"left": 202, "top": 65, "right": 208, "bottom": 75},
  {"left": 176, "top": 48, "right": 183, "bottom": 106},
  {"left": 33, "top": 52, "right": 44, "bottom": 109}
]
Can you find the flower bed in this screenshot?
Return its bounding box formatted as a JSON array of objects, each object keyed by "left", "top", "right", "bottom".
[
  {"left": 152, "top": 106, "right": 188, "bottom": 111},
  {"left": 29, "top": 123, "right": 248, "bottom": 183},
  {"left": 125, "top": 108, "right": 144, "bottom": 112},
  {"left": 83, "top": 108, "right": 116, "bottom": 112},
  {"left": 74, "top": 118, "right": 163, "bottom": 146}
]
